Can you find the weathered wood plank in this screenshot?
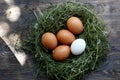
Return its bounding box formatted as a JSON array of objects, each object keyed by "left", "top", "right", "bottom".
[{"left": 0, "top": 0, "right": 120, "bottom": 80}]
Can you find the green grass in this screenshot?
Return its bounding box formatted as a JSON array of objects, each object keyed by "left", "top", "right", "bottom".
[{"left": 21, "top": 2, "right": 109, "bottom": 80}]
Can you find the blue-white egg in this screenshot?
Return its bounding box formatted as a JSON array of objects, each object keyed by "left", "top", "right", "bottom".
[{"left": 71, "top": 39, "right": 86, "bottom": 55}]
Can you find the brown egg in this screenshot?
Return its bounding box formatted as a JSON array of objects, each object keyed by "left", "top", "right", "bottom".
[
  {"left": 56, "top": 29, "right": 75, "bottom": 45},
  {"left": 67, "top": 16, "right": 83, "bottom": 34},
  {"left": 41, "top": 32, "right": 57, "bottom": 50},
  {"left": 52, "top": 45, "right": 70, "bottom": 61}
]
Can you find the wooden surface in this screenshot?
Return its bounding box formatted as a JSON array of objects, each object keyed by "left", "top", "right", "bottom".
[{"left": 0, "top": 0, "right": 120, "bottom": 80}]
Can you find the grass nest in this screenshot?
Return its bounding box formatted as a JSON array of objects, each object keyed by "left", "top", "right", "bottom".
[{"left": 22, "top": 2, "right": 109, "bottom": 80}]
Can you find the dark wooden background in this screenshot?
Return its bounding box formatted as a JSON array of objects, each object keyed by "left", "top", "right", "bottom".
[{"left": 0, "top": 0, "right": 120, "bottom": 80}]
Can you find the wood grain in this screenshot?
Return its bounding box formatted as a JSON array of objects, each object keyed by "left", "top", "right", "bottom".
[{"left": 0, "top": 0, "right": 120, "bottom": 80}]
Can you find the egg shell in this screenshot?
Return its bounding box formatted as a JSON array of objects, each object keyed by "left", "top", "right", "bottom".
[
  {"left": 41, "top": 32, "right": 57, "bottom": 50},
  {"left": 56, "top": 29, "right": 75, "bottom": 45},
  {"left": 52, "top": 45, "right": 70, "bottom": 61},
  {"left": 71, "top": 39, "right": 86, "bottom": 55},
  {"left": 67, "top": 16, "right": 83, "bottom": 34}
]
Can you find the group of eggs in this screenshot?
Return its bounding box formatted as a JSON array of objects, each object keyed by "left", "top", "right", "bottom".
[{"left": 41, "top": 17, "right": 86, "bottom": 61}]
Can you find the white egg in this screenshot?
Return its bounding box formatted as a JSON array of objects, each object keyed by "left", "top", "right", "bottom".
[{"left": 71, "top": 39, "right": 86, "bottom": 55}]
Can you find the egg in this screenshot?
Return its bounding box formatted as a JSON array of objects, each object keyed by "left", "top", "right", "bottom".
[
  {"left": 56, "top": 29, "right": 75, "bottom": 45},
  {"left": 52, "top": 45, "right": 70, "bottom": 61},
  {"left": 71, "top": 39, "right": 86, "bottom": 55},
  {"left": 41, "top": 32, "right": 57, "bottom": 50},
  {"left": 67, "top": 16, "right": 83, "bottom": 34}
]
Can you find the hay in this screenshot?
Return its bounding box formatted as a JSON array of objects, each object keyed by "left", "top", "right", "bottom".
[{"left": 22, "top": 2, "right": 109, "bottom": 80}]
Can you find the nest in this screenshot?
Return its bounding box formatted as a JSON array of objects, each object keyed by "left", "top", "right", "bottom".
[{"left": 22, "top": 2, "right": 109, "bottom": 80}]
